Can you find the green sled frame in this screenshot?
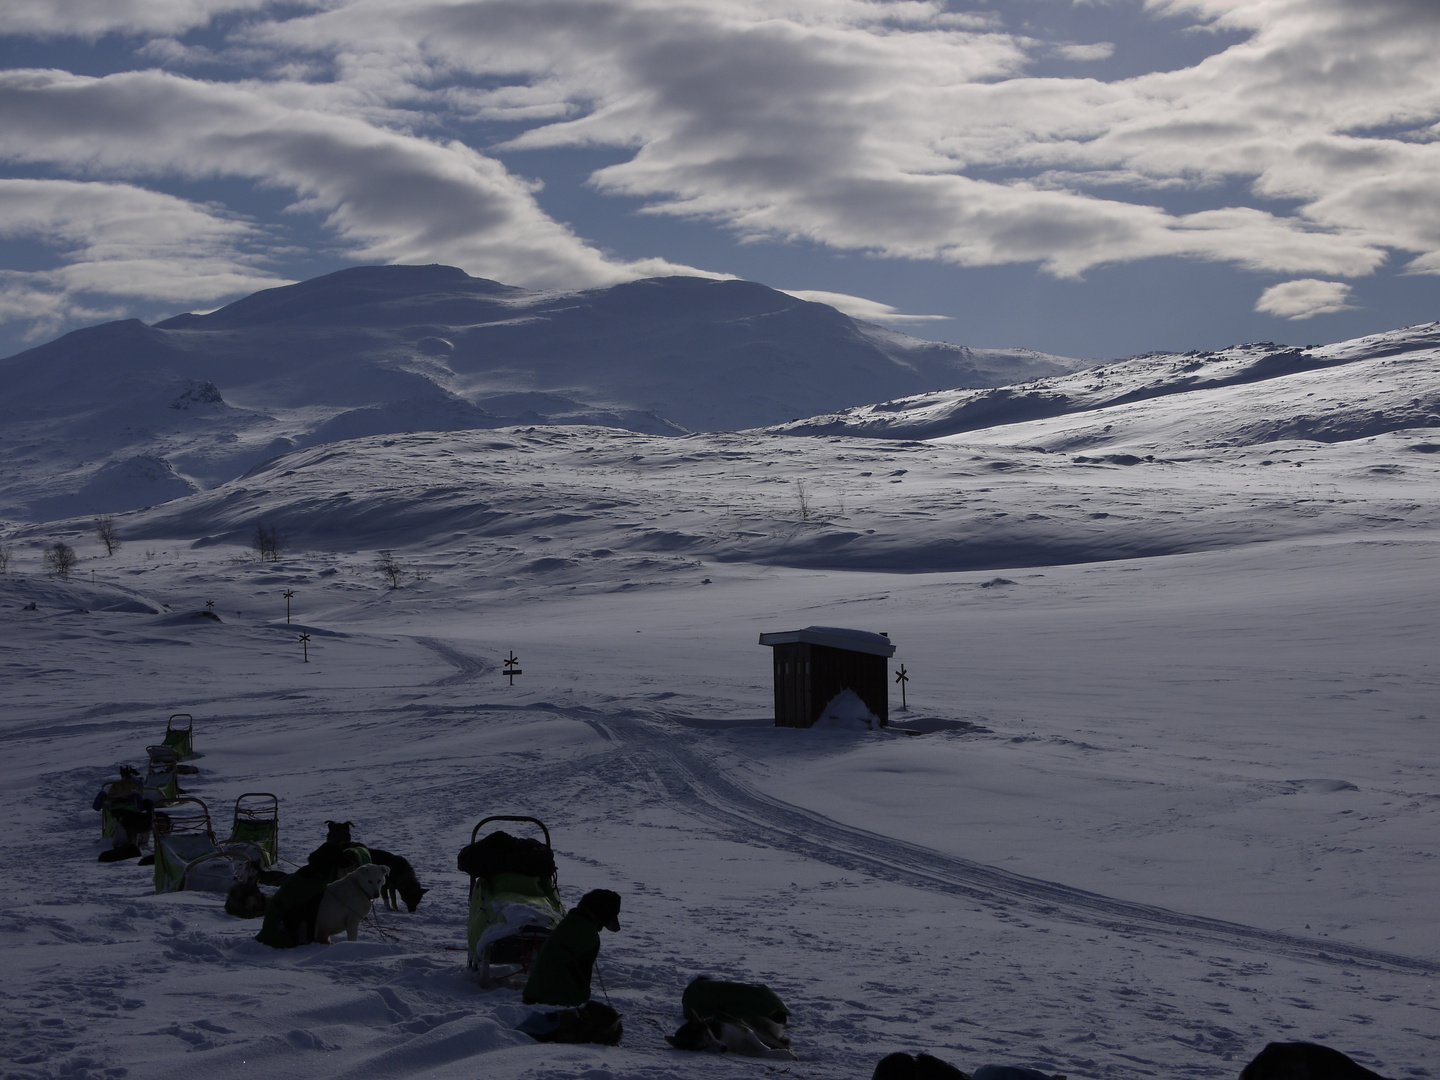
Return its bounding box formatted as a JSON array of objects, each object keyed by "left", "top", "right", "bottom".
[{"left": 464, "top": 815, "right": 566, "bottom": 988}]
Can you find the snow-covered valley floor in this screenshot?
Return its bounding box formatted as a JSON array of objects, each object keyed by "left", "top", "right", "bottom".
[{"left": 3, "top": 481, "right": 1437, "bottom": 1080}]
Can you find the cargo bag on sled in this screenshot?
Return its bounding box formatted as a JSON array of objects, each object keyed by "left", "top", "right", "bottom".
[{"left": 458, "top": 816, "right": 565, "bottom": 986}]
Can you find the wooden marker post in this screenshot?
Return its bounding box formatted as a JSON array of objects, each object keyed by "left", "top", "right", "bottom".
[
  {"left": 504, "top": 652, "right": 523, "bottom": 686},
  {"left": 894, "top": 664, "right": 909, "bottom": 710},
  {"left": 299, "top": 632, "right": 311, "bottom": 663}
]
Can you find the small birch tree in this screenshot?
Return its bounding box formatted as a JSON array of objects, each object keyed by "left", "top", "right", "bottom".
[
  {"left": 376, "top": 550, "right": 405, "bottom": 590},
  {"left": 94, "top": 514, "right": 121, "bottom": 556}
]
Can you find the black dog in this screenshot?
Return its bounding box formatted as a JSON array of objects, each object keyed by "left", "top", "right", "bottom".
[
  {"left": 98, "top": 802, "right": 154, "bottom": 862},
  {"left": 367, "top": 849, "right": 429, "bottom": 912},
  {"left": 225, "top": 878, "right": 268, "bottom": 919},
  {"left": 305, "top": 820, "right": 357, "bottom": 880},
  {"left": 325, "top": 820, "right": 353, "bottom": 845},
  {"left": 873, "top": 1053, "right": 971, "bottom": 1080},
  {"left": 1240, "top": 1042, "right": 1390, "bottom": 1080},
  {"left": 522, "top": 1001, "right": 623, "bottom": 1046}
]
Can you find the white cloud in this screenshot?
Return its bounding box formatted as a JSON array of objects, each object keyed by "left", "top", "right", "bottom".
[
  {"left": 780, "top": 289, "right": 950, "bottom": 324},
  {"left": 0, "top": 69, "right": 706, "bottom": 292},
  {"left": 1254, "top": 279, "right": 1354, "bottom": 320},
  {"left": 1050, "top": 42, "right": 1116, "bottom": 62},
  {"left": 250, "top": 0, "right": 1432, "bottom": 280},
  {"left": 0, "top": 178, "right": 289, "bottom": 338},
  {"left": 0, "top": 0, "right": 293, "bottom": 38},
  {"left": 2, "top": 0, "right": 1439, "bottom": 336}
]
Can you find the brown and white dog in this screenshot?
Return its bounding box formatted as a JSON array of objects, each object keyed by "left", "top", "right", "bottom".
[
  {"left": 666, "top": 1013, "right": 796, "bottom": 1061},
  {"left": 313, "top": 864, "right": 388, "bottom": 943}
]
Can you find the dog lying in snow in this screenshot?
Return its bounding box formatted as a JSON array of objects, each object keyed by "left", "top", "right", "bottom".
[
  {"left": 313, "top": 864, "right": 388, "bottom": 943},
  {"left": 872, "top": 1052, "right": 972, "bottom": 1080},
  {"left": 666, "top": 1013, "right": 796, "bottom": 1060},
  {"left": 1240, "top": 1042, "right": 1390, "bottom": 1080},
  {"left": 365, "top": 848, "right": 429, "bottom": 912}
]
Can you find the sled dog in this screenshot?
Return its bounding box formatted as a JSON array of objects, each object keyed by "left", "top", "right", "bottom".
[
  {"left": 367, "top": 848, "right": 429, "bottom": 912},
  {"left": 313, "top": 864, "right": 388, "bottom": 942},
  {"left": 666, "top": 1013, "right": 796, "bottom": 1060},
  {"left": 1240, "top": 1042, "right": 1390, "bottom": 1080}
]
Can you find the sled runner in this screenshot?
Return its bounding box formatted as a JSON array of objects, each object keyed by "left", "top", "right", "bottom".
[
  {"left": 224, "top": 792, "right": 279, "bottom": 866},
  {"left": 151, "top": 797, "right": 267, "bottom": 894},
  {"left": 458, "top": 815, "right": 565, "bottom": 986}
]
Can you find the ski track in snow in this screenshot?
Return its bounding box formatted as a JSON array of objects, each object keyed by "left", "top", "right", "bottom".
[
  {"left": 585, "top": 711, "right": 1440, "bottom": 977},
  {"left": 3, "top": 610, "right": 1437, "bottom": 1080},
  {"left": 415, "top": 637, "right": 494, "bottom": 686}
]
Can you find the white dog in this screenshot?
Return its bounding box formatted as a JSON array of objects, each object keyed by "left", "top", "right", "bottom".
[
  {"left": 313, "top": 864, "right": 389, "bottom": 943},
  {"left": 666, "top": 1014, "right": 796, "bottom": 1061}
]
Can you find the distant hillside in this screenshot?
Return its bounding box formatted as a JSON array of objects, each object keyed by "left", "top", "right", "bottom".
[
  {"left": 0, "top": 265, "right": 1083, "bottom": 520},
  {"left": 769, "top": 323, "right": 1440, "bottom": 451}
]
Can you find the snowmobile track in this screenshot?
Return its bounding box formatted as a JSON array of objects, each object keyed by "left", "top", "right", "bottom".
[
  {"left": 416, "top": 637, "right": 493, "bottom": 686},
  {"left": 590, "top": 712, "right": 1440, "bottom": 978}
]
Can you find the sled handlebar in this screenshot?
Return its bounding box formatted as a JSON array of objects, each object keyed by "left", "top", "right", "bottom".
[{"left": 471, "top": 815, "right": 551, "bottom": 848}]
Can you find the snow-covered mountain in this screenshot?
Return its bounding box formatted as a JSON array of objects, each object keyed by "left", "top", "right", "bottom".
[
  {"left": 7, "top": 316, "right": 1426, "bottom": 575},
  {"left": 770, "top": 322, "right": 1440, "bottom": 449},
  {"left": 0, "top": 265, "right": 1082, "bottom": 520}
]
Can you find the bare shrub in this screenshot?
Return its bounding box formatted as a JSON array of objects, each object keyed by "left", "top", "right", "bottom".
[
  {"left": 44, "top": 541, "right": 77, "bottom": 579},
  {"left": 376, "top": 550, "right": 405, "bottom": 590},
  {"left": 794, "top": 478, "right": 812, "bottom": 521}
]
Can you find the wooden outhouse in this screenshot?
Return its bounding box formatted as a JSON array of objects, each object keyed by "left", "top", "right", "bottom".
[{"left": 758, "top": 626, "right": 896, "bottom": 728}]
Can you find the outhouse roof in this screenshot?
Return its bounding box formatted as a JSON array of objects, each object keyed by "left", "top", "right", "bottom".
[{"left": 757, "top": 625, "right": 896, "bottom": 657}]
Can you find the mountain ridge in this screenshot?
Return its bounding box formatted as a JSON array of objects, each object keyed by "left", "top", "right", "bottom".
[{"left": 0, "top": 265, "right": 1085, "bottom": 520}]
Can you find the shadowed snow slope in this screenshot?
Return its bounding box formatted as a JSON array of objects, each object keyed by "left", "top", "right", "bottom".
[{"left": 0, "top": 264, "right": 1082, "bottom": 520}]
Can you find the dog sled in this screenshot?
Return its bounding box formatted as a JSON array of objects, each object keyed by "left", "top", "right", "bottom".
[
  {"left": 224, "top": 793, "right": 279, "bottom": 866},
  {"left": 151, "top": 797, "right": 268, "bottom": 894},
  {"left": 161, "top": 713, "right": 194, "bottom": 760},
  {"left": 144, "top": 745, "right": 183, "bottom": 803},
  {"left": 458, "top": 815, "right": 565, "bottom": 986}
]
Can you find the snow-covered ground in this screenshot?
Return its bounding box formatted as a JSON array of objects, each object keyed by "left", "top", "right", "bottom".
[{"left": 4, "top": 392, "right": 1438, "bottom": 1078}]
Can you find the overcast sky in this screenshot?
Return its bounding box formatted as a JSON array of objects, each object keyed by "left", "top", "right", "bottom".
[{"left": 0, "top": 0, "right": 1437, "bottom": 360}]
